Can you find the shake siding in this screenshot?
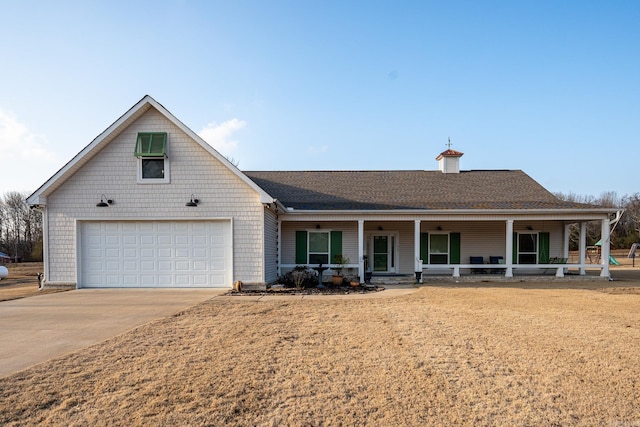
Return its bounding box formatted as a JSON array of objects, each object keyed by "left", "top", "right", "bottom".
[{"left": 45, "top": 109, "right": 264, "bottom": 285}]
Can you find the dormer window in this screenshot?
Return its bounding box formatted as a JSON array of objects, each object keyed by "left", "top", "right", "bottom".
[{"left": 135, "top": 132, "right": 170, "bottom": 183}]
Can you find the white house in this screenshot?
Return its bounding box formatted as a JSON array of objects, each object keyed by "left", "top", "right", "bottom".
[{"left": 27, "top": 96, "right": 619, "bottom": 289}]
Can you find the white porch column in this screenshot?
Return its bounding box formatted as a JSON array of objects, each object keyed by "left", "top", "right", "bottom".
[
  {"left": 277, "top": 217, "right": 282, "bottom": 276},
  {"left": 414, "top": 220, "right": 422, "bottom": 283},
  {"left": 505, "top": 219, "right": 514, "bottom": 277},
  {"left": 358, "top": 219, "right": 364, "bottom": 283},
  {"left": 563, "top": 224, "right": 570, "bottom": 259},
  {"left": 579, "top": 222, "right": 587, "bottom": 275},
  {"left": 600, "top": 217, "right": 611, "bottom": 278}
]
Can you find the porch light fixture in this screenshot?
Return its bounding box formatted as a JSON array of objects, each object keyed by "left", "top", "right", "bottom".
[
  {"left": 186, "top": 194, "right": 199, "bottom": 207},
  {"left": 96, "top": 194, "right": 113, "bottom": 207},
  {"left": 316, "top": 224, "right": 321, "bottom": 229},
  {"left": 378, "top": 226, "right": 383, "bottom": 231},
  {"left": 436, "top": 226, "right": 443, "bottom": 231},
  {"left": 526, "top": 225, "right": 534, "bottom": 230}
]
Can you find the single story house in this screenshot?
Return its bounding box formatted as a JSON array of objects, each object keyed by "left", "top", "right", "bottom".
[{"left": 27, "top": 96, "right": 619, "bottom": 289}]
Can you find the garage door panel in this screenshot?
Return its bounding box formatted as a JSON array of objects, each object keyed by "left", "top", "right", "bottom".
[
  {"left": 158, "top": 261, "right": 172, "bottom": 271},
  {"left": 81, "top": 220, "right": 231, "bottom": 288},
  {"left": 141, "top": 248, "right": 155, "bottom": 258},
  {"left": 140, "top": 235, "right": 155, "bottom": 245},
  {"left": 158, "top": 248, "right": 172, "bottom": 258}
]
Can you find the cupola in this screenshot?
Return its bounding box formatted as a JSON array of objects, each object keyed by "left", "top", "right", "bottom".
[{"left": 436, "top": 148, "right": 463, "bottom": 173}]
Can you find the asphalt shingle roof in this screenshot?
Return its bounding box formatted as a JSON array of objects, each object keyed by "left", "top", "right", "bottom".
[{"left": 244, "top": 170, "right": 591, "bottom": 211}]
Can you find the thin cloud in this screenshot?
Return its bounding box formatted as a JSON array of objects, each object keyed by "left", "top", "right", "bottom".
[
  {"left": 0, "top": 108, "right": 54, "bottom": 160},
  {"left": 198, "top": 118, "right": 247, "bottom": 154},
  {"left": 308, "top": 145, "right": 328, "bottom": 154},
  {"left": 0, "top": 108, "right": 59, "bottom": 194}
]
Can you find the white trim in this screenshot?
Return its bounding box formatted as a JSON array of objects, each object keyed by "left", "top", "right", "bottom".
[{"left": 137, "top": 156, "right": 171, "bottom": 184}]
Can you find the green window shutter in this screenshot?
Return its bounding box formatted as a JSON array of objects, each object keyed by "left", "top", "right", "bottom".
[
  {"left": 420, "top": 233, "right": 428, "bottom": 261},
  {"left": 513, "top": 232, "right": 518, "bottom": 264},
  {"left": 450, "top": 232, "right": 461, "bottom": 264},
  {"left": 295, "top": 231, "right": 307, "bottom": 264},
  {"left": 538, "top": 232, "right": 550, "bottom": 263},
  {"left": 135, "top": 132, "right": 167, "bottom": 157},
  {"left": 330, "top": 231, "right": 342, "bottom": 263}
]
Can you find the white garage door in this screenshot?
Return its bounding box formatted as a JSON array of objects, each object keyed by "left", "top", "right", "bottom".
[{"left": 80, "top": 221, "right": 232, "bottom": 288}]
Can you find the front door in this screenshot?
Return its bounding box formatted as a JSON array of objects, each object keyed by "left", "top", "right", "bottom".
[{"left": 371, "top": 234, "right": 396, "bottom": 273}]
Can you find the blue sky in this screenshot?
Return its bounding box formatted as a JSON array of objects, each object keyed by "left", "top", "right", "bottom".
[{"left": 1, "top": 0, "right": 638, "bottom": 198}]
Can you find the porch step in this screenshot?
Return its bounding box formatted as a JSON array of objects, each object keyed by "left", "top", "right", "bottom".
[{"left": 369, "top": 274, "right": 416, "bottom": 286}]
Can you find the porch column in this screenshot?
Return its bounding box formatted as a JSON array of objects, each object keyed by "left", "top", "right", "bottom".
[
  {"left": 600, "top": 217, "right": 611, "bottom": 278},
  {"left": 358, "top": 219, "right": 364, "bottom": 283},
  {"left": 505, "top": 219, "right": 514, "bottom": 277},
  {"left": 579, "top": 222, "right": 587, "bottom": 275},
  {"left": 563, "top": 224, "right": 570, "bottom": 260},
  {"left": 414, "top": 220, "right": 422, "bottom": 283},
  {"left": 277, "top": 218, "right": 282, "bottom": 276}
]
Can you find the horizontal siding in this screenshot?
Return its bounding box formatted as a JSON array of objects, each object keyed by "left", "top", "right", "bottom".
[{"left": 282, "top": 220, "right": 568, "bottom": 275}]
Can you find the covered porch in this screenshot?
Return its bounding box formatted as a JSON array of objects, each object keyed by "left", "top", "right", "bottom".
[{"left": 278, "top": 212, "right": 620, "bottom": 284}]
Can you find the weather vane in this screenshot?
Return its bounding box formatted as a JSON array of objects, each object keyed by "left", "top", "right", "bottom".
[{"left": 447, "top": 137, "right": 452, "bottom": 149}]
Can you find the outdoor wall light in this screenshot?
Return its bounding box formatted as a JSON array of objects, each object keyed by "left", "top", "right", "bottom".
[
  {"left": 436, "top": 226, "right": 443, "bottom": 231},
  {"left": 96, "top": 194, "right": 113, "bottom": 207},
  {"left": 316, "top": 224, "right": 321, "bottom": 229},
  {"left": 186, "top": 194, "right": 199, "bottom": 207},
  {"left": 526, "top": 225, "right": 534, "bottom": 230},
  {"left": 378, "top": 226, "right": 383, "bottom": 231}
]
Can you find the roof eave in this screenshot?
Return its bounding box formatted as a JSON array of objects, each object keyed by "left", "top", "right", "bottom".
[{"left": 283, "top": 207, "right": 618, "bottom": 216}]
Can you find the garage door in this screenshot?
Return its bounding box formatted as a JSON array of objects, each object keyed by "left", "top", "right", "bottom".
[{"left": 80, "top": 221, "right": 232, "bottom": 288}]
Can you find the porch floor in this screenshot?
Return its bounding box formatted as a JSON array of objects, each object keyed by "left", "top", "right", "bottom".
[{"left": 370, "top": 270, "right": 610, "bottom": 286}]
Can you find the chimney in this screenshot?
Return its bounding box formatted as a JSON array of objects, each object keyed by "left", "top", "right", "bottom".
[{"left": 436, "top": 148, "right": 463, "bottom": 173}]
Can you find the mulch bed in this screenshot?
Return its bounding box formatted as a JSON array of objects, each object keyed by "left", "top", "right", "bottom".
[{"left": 226, "top": 284, "right": 385, "bottom": 296}]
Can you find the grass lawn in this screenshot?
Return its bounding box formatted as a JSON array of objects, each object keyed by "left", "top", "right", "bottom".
[{"left": 1, "top": 267, "right": 639, "bottom": 426}]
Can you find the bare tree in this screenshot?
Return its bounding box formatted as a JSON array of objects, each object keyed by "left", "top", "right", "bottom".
[{"left": 0, "top": 191, "right": 42, "bottom": 261}]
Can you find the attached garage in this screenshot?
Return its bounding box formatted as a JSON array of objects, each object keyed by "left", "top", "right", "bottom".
[{"left": 79, "top": 220, "right": 232, "bottom": 288}]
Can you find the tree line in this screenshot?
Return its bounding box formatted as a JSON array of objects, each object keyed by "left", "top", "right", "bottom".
[
  {"left": 555, "top": 191, "right": 640, "bottom": 250},
  {"left": 0, "top": 192, "right": 42, "bottom": 262},
  {"left": 0, "top": 190, "right": 638, "bottom": 263}
]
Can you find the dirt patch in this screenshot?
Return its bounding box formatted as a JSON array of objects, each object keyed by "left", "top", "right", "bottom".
[{"left": 1, "top": 279, "right": 639, "bottom": 425}]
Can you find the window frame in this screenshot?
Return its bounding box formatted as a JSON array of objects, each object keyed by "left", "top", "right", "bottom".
[
  {"left": 308, "top": 230, "right": 330, "bottom": 265},
  {"left": 135, "top": 132, "right": 170, "bottom": 184},
  {"left": 517, "top": 232, "right": 538, "bottom": 264},
  {"left": 137, "top": 156, "right": 171, "bottom": 184},
  {"left": 429, "top": 233, "right": 450, "bottom": 264}
]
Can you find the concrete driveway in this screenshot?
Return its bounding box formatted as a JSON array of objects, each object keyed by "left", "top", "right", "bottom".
[{"left": 0, "top": 289, "right": 224, "bottom": 377}]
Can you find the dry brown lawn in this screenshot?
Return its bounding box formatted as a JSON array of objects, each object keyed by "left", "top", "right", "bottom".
[
  {"left": 0, "top": 256, "right": 639, "bottom": 425},
  {"left": 0, "top": 263, "right": 66, "bottom": 302}
]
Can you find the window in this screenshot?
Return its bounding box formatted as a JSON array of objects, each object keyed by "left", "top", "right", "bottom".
[
  {"left": 518, "top": 233, "right": 537, "bottom": 264},
  {"left": 429, "top": 233, "right": 449, "bottom": 264},
  {"left": 308, "top": 231, "right": 329, "bottom": 264},
  {"left": 135, "top": 132, "right": 169, "bottom": 183},
  {"left": 295, "top": 230, "right": 342, "bottom": 265}
]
